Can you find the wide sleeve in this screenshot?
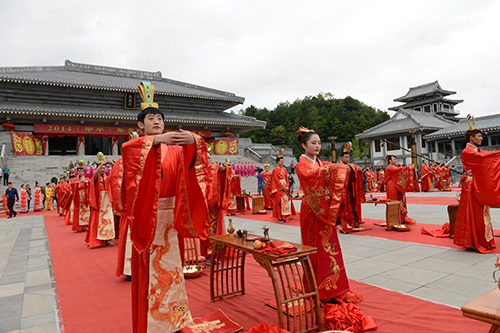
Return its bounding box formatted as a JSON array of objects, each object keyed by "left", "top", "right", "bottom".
[
  {"left": 462, "top": 148, "right": 500, "bottom": 207},
  {"left": 108, "top": 159, "right": 125, "bottom": 213},
  {"left": 174, "top": 133, "right": 210, "bottom": 240},
  {"left": 89, "top": 174, "right": 101, "bottom": 210},
  {"left": 296, "top": 161, "right": 348, "bottom": 226},
  {"left": 121, "top": 136, "right": 161, "bottom": 253},
  {"left": 385, "top": 165, "right": 417, "bottom": 193}
]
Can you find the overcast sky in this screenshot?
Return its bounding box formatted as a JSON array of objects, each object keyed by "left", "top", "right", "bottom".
[{"left": 1, "top": 0, "right": 499, "bottom": 118}]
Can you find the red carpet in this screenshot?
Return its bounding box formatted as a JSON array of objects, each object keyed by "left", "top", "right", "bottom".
[
  {"left": 352, "top": 218, "right": 500, "bottom": 254},
  {"left": 43, "top": 211, "right": 488, "bottom": 332}
]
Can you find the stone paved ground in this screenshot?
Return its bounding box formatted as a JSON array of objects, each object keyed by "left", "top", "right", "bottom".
[{"left": 1, "top": 190, "right": 498, "bottom": 332}]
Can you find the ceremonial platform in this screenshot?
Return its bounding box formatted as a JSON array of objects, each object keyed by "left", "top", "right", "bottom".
[{"left": 0, "top": 190, "right": 498, "bottom": 332}]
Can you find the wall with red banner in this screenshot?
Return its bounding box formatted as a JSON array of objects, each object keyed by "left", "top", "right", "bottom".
[
  {"left": 34, "top": 124, "right": 211, "bottom": 138},
  {"left": 10, "top": 131, "right": 44, "bottom": 156},
  {"left": 207, "top": 138, "right": 238, "bottom": 155}
]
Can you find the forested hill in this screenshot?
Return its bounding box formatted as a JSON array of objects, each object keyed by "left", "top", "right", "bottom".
[{"left": 238, "top": 93, "right": 391, "bottom": 158}]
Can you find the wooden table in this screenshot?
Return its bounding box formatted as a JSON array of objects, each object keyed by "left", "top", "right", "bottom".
[
  {"left": 462, "top": 288, "right": 500, "bottom": 332},
  {"left": 209, "top": 234, "right": 320, "bottom": 333}
]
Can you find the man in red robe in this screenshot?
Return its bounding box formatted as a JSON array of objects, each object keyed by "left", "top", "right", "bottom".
[
  {"left": 262, "top": 162, "right": 273, "bottom": 210},
  {"left": 70, "top": 161, "right": 90, "bottom": 233},
  {"left": 384, "top": 155, "right": 418, "bottom": 224},
  {"left": 271, "top": 156, "right": 291, "bottom": 222},
  {"left": 433, "top": 161, "right": 443, "bottom": 191},
  {"left": 85, "top": 154, "right": 115, "bottom": 249},
  {"left": 121, "top": 82, "right": 209, "bottom": 333},
  {"left": 454, "top": 121, "right": 500, "bottom": 253},
  {"left": 420, "top": 158, "right": 434, "bottom": 192},
  {"left": 336, "top": 147, "right": 365, "bottom": 232},
  {"left": 200, "top": 151, "right": 232, "bottom": 264}
]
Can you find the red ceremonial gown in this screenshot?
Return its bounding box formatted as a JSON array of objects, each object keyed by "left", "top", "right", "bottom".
[
  {"left": 70, "top": 177, "right": 90, "bottom": 232},
  {"left": 226, "top": 174, "right": 241, "bottom": 215},
  {"left": 263, "top": 171, "right": 273, "bottom": 209},
  {"left": 63, "top": 181, "right": 76, "bottom": 225},
  {"left": 296, "top": 155, "right": 350, "bottom": 300},
  {"left": 453, "top": 143, "right": 500, "bottom": 253},
  {"left": 384, "top": 164, "right": 418, "bottom": 224},
  {"left": 56, "top": 183, "right": 62, "bottom": 214},
  {"left": 337, "top": 164, "right": 365, "bottom": 232},
  {"left": 376, "top": 170, "right": 385, "bottom": 192},
  {"left": 85, "top": 173, "right": 115, "bottom": 248},
  {"left": 420, "top": 164, "right": 434, "bottom": 192},
  {"left": 270, "top": 165, "right": 291, "bottom": 221},
  {"left": 200, "top": 164, "right": 232, "bottom": 257},
  {"left": 121, "top": 134, "right": 209, "bottom": 333}
]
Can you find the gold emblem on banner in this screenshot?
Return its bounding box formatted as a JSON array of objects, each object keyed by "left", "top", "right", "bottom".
[
  {"left": 23, "top": 136, "right": 35, "bottom": 155},
  {"left": 215, "top": 140, "right": 228, "bottom": 155}
]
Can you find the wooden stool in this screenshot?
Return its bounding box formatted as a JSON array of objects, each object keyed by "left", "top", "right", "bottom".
[
  {"left": 236, "top": 196, "right": 246, "bottom": 212},
  {"left": 385, "top": 201, "right": 401, "bottom": 230},
  {"left": 447, "top": 203, "right": 459, "bottom": 238},
  {"left": 252, "top": 196, "right": 264, "bottom": 213}
]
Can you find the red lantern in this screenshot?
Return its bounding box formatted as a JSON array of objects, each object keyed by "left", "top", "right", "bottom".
[
  {"left": 2, "top": 122, "right": 15, "bottom": 131},
  {"left": 21, "top": 204, "right": 26, "bottom": 208},
  {"left": 224, "top": 131, "right": 232, "bottom": 137}
]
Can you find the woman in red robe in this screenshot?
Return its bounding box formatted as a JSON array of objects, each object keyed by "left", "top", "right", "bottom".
[
  {"left": 384, "top": 155, "right": 417, "bottom": 224},
  {"left": 454, "top": 124, "right": 500, "bottom": 253},
  {"left": 295, "top": 128, "right": 355, "bottom": 303},
  {"left": 271, "top": 156, "right": 291, "bottom": 222}
]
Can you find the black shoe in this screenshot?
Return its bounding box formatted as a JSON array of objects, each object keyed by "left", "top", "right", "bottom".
[
  {"left": 205, "top": 258, "right": 211, "bottom": 266},
  {"left": 7, "top": 216, "right": 12, "bottom": 219},
  {"left": 105, "top": 241, "right": 114, "bottom": 246},
  {"left": 126, "top": 275, "right": 131, "bottom": 282}
]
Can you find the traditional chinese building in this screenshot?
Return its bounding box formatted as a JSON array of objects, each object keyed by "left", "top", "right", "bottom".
[
  {"left": 389, "top": 81, "right": 462, "bottom": 120},
  {"left": 425, "top": 113, "right": 500, "bottom": 160},
  {"left": 0, "top": 60, "right": 265, "bottom": 156},
  {"left": 356, "top": 108, "right": 455, "bottom": 167}
]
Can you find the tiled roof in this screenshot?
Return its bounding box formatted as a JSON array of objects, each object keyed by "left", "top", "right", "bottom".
[
  {"left": 394, "top": 81, "right": 456, "bottom": 102},
  {"left": 389, "top": 96, "right": 463, "bottom": 111},
  {"left": 0, "top": 60, "right": 245, "bottom": 104},
  {"left": 356, "top": 109, "right": 455, "bottom": 139},
  {"left": 425, "top": 113, "right": 500, "bottom": 140},
  {"left": 0, "top": 102, "right": 266, "bottom": 128}
]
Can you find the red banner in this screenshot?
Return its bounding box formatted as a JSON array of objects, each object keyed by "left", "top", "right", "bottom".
[
  {"left": 34, "top": 124, "right": 211, "bottom": 138},
  {"left": 207, "top": 138, "right": 238, "bottom": 155},
  {"left": 10, "top": 131, "right": 44, "bottom": 156}
]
